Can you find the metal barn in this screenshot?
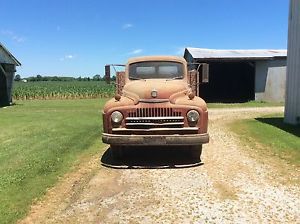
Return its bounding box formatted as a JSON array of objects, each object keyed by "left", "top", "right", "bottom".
[
  {"left": 0, "top": 43, "right": 21, "bottom": 107},
  {"left": 184, "top": 48, "right": 287, "bottom": 103},
  {"left": 284, "top": 0, "right": 300, "bottom": 125}
]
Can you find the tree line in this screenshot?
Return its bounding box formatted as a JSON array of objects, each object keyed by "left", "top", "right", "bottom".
[{"left": 14, "top": 74, "right": 116, "bottom": 82}]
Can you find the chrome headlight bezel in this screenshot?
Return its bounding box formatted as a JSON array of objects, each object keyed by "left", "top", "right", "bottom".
[
  {"left": 187, "top": 110, "right": 200, "bottom": 123},
  {"left": 111, "top": 111, "right": 123, "bottom": 124}
]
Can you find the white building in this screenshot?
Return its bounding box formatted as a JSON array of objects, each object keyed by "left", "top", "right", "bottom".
[{"left": 284, "top": 0, "right": 300, "bottom": 125}]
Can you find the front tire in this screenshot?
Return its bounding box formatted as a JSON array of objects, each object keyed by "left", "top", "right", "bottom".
[
  {"left": 110, "top": 145, "right": 123, "bottom": 159},
  {"left": 190, "top": 145, "right": 202, "bottom": 159}
]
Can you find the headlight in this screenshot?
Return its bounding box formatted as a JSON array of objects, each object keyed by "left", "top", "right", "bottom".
[
  {"left": 187, "top": 110, "right": 200, "bottom": 122},
  {"left": 111, "top": 111, "right": 123, "bottom": 124}
]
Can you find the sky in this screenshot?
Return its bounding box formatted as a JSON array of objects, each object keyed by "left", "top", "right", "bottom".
[{"left": 0, "top": 0, "right": 289, "bottom": 78}]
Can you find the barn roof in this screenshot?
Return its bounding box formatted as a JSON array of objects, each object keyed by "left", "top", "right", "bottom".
[
  {"left": 185, "top": 47, "right": 287, "bottom": 60},
  {"left": 0, "top": 42, "right": 21, "bottom": 66}
]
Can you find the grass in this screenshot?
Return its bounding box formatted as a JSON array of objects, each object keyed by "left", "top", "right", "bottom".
[
  {"left": 208, "top": 101, "right": 284, "bottom": 108},
  {"left": 0, "top": 97, "right": 289, "bottom": 223},
  {"left": 229, "top": 113, "right": 300, "bottom": 165},
  {"left": 0, "top": 99, "right": 107, "bottom": 224}
]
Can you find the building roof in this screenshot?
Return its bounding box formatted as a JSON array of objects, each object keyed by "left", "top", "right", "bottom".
[
  {"left": 185, "top": 47, "right": 287, "bottom": 60},
  {"left": 0, "top": 42, "right": 21, "bottom": 66}
]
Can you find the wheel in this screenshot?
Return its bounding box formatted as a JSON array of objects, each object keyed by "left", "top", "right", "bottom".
[
  {"left": 110, "top": 145, "right": 123, "bottom": 159},
  {"left": 189, "top": 145, "right": 202, "bottom": 159}
]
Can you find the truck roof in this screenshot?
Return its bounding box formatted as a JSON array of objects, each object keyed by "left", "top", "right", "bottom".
[{"left": 127, "top": 56, "right": 186, "bottom": 64}]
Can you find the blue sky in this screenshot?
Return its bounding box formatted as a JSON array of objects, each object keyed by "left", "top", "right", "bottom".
[{"left": 0, "top": 0, "right": 289, "bottom": 77}]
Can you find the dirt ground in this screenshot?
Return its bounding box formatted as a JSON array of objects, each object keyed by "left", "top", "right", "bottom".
[{"left": 19, "top": 107, "right": 300, "bottom": 224}]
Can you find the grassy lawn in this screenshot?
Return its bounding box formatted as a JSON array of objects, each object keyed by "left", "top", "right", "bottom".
[
  {"left": 208, "top": 101, "right": 284, "bottom": 108},
  {"left": 230, "top": 113, "right": 300, "bottom": 165},
  {"left": 0, "top": 99, "right": 107, "bottom": 224}
]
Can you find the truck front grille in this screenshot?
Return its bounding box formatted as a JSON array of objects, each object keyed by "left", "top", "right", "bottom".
[
  {"left": 126, "top": 108, "right": 183, "bottom": 129},
  {"left": 128, "top": 108, "right": 181, "bottom": 117}
]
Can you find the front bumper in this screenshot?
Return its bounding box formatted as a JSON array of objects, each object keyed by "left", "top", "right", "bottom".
[{"left": 102, "top": 133, "right": 209, "bottom": 146}]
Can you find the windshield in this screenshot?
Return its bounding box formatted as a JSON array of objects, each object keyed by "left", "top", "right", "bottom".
[{"left": 129, "top": 61, "right": 184, "bottom": 79}]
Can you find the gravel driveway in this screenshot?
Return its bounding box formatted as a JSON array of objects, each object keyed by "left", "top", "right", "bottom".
[{"left": 20, "top": 107, "right": 300, "bottom": 224}]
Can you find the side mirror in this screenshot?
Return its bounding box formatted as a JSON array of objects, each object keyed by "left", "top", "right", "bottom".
[
  {"left": 201, "top": 63, "right": 209, "bottom": 83},
  {"left": 116, "top": 71, "right": 125, "bottom": 95},
  {"left": 188, "top": 62, "right": 209, "bottom": 83},
  {"left": 105, "top": 65, "right": 110, "bottom": 84},
  {"left": 188, "top": 70, "right": 198, "bottom": 95}
]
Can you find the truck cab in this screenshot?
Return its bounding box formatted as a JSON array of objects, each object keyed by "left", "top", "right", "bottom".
[{"left": 102, "top": 56, "right": 209, "bottom": 158}]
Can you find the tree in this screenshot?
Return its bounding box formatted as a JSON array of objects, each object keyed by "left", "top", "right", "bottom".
[
  {"left": 36, "top": 75, "right": 42, "bottom": 81},
  {"left": 14, "top": 74, "right": 21, "bottom": 81},
  {"left": 93, "top": 74, "right": 101, "bottom": 81},
  {"left": 52, "top": 76, "right": 59, "bottom": 81}
]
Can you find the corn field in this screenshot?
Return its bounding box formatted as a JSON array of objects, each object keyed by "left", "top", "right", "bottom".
[{"left": 13, "top": 81, "right": 115, "bottom": 100}]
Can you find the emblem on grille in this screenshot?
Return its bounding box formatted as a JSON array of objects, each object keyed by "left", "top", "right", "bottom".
[{"left": 151, "top": 89, "right": 158, "bottom": 98}]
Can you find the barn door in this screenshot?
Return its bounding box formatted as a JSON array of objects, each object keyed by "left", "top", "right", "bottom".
[{"left": 116, "top": 71, "right": 125, "bottom": 95}]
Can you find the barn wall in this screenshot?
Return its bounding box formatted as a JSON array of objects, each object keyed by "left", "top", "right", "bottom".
[
  {"left": 0, "top": 63, "right": 16, "bottom": 106},
  {"left": 3, "top": 64, "right": 16, "bottom": 103},
  {"left": 0, "top": 44, "right": 20, "bottom": 106},
  {"left": 184, "top": 51, "right": 194, "bottom": 64},
  {"left": 255, "top": 59, "right": 286, "bottom": 102}
]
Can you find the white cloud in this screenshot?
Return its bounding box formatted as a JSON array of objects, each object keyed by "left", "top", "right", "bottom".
[
  {"left": 1, "top": 30, "right": 25, "bottom": 43},
  {"left": 1, "top": 30, "right": 13, "bottom": 36},
  {"left": 122, "top": 23, "right": 133, "bottom": 29},
  {"left": 60, "top": 54, "right": 76, "bottom": 61},
  {"left": 12, "top": 35, "right": 25, "bottom": 43},
  {"left": 65, "top": 55, "right": 74, "bottom": 59},
  {"left": 129, "top": 49, "right": 143, "bottom": 55}
]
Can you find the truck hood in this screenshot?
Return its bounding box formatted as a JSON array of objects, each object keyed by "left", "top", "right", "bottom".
[{"left": 122, "top": 79, "right": 189, "bottom": 101}]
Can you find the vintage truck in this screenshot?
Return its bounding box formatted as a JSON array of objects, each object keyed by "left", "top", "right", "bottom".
[{"left": 102, "top": 56, "right": 209, "bottom": 159}]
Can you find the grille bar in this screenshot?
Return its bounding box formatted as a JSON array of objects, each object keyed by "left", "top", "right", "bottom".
[
  {"left": 126, "top": 122, "right": 184, "bottom": 127},
  {"left": 125, "top": 116, "right": 184, "bottom": 129},
  {"left": 126, "top": 116, "right": 184, "bottom": 121}
]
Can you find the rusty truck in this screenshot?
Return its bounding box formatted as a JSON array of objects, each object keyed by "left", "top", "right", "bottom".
[{"left": 102, "top": 56, "right": 209, "bottom": 159}]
